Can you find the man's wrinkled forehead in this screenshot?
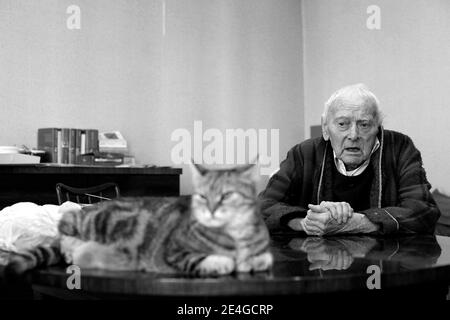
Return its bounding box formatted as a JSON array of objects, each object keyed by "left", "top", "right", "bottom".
[{"left": 329, "top": 99, "right": 377, "bottom": 120}]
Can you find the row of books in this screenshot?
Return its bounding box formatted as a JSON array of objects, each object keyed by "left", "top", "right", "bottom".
[{"left": 37, "top": 128, "right": 100, "bottom": 165}]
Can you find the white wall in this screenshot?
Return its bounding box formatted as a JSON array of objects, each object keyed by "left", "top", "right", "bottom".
[
  {"left": 159, "top": 0, "right": 304, "bottom": 193},
  {"left": 303, "top": 0, "right": 450, "bottom": 192},
  {"left": 0, "top": 0, "right": 164, "bottom": 162},
  {"left": 0, "top": 0, "right": 304, "bottom": 194}
]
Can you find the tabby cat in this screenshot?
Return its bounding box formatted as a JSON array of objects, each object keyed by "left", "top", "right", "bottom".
[{"left": 6, "top": 163, "right": 272, "bottom": 276}]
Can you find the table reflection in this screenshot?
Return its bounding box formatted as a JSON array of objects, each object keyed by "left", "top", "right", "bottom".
[
  {"left": 271, "top": 235, "right": 442, "bottom": 276},
  {"left": 0, "top": 235, "right": 448, "bottom": 298}
]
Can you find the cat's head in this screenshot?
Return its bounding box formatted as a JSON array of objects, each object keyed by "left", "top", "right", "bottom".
[{"left": 190, "top": 162, "right": 260, "bottom": 228}]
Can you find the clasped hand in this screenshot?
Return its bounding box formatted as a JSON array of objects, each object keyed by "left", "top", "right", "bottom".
[
  {"left": 300, "top": 237, "right": 354, "bottom": 271},
  {"left": 301, "top": 201, "right": 354, "bottom": 236}
]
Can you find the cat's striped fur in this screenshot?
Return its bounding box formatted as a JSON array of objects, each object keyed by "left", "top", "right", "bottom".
[{"left": 6, "top": 163, "right": 272, "bottom": 276}]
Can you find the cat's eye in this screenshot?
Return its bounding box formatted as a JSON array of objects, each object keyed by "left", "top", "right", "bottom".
[
  {"left": 221, "top": 192, "right": 235, "bottom": 201},
  {"left": 196, "top": 194, "right": 207, "bottom": 201}
]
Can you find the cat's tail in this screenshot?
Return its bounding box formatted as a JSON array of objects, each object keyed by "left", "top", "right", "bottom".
[{"left": 5, "top": 245, "right": 63, "bottom": 276}]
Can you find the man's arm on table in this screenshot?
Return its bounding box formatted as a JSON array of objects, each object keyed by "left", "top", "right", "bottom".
[
  {"left": 361, "top": 135, "right": 440, "bottom": 234},
  {"left": 288, "top": 212, "right": 379, "bottom": 235},
  {"left": 258, "top": 147, "right": 309, "bottom": 232}
]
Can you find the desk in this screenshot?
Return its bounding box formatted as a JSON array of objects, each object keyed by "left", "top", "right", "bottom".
[
  {"left": 0, "top": 164, "right": 182, "bottom": 209},
  {"left": 23, "top": 235, "right": 450, "bottom": 303}
]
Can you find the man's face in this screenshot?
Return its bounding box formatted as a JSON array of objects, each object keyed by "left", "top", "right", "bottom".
[{"left": 322, "top": 101, "right": 379, "bottom": 170}]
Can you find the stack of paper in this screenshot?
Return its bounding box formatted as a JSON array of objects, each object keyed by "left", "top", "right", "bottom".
[{"left": 0, "top": 146, "right": 40, "bottom": 164}]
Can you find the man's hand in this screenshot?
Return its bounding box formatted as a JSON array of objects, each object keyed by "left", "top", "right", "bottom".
[
  {"left": 302, "top": 210, "right": 331, "bottom": 236},
  {"left": 287, "top": 214, "right": 329, "bottom": 235},
  {"left": 286, "top": 204, "right": 333, "bottom": 235},
  {"left": 309, "top": 201, "right": 354, "bottom": 224},
  {"left": 304, "top": 210, "right": 380, "bottom": 236},
  {"left": 301, "top": 201, "right": 357, "bottom": 236},
  {"left": 287, "top": 217, "right": 325, "bottom": 235},
  {"left": 287, "top": 202, "right": 378, "bottom": 235}
]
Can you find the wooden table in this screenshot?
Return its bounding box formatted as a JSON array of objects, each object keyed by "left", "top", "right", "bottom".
[
  {"left": 0, "top": 164, "right": 182, "bottom": 209},
  {"left": 19, "top": 234, "right": 450, "bottom": 305}
]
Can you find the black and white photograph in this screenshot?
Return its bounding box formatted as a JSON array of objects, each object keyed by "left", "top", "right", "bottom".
[{"left": 0, "top": 0, "right": 449, "bottom": 316}]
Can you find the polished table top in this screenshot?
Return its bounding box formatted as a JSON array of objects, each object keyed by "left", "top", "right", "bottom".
[{"left": 22, "top": 234, "right": 450, "bottom": 298}]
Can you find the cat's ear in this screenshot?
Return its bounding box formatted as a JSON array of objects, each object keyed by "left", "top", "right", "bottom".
[
  {"left": 251, "top": 154, "right": 259, "bottom": 165},
  {"left": 236, "top": 161, "right": 260, "bottom": 183},
  {"left": 189, "top": 159, "right": 208, "bottom": 182}
]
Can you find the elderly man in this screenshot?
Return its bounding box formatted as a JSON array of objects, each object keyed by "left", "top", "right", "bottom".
[{"left": 259, "top": 84, "right": 440, "bottom": 236}]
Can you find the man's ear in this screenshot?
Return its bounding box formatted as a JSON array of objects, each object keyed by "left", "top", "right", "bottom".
[{"left": 321, "top": 116, "right": 330, "bottom": 141}]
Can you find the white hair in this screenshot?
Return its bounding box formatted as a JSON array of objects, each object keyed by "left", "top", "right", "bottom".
[{"left": 322, "top": 83, "right": 383, "bottom": 125}]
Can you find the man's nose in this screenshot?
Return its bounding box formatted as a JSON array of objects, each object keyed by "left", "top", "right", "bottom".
[{"left": 347, "top": 124, "right": 359, "bottom": 140}]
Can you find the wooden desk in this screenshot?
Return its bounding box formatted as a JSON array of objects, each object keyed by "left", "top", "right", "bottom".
[
  {"left": 0, "top": 164, "right": 182, "bottom": 209},
  {"left": 18, "top": 235, "right": 450, "bottom": 304}
]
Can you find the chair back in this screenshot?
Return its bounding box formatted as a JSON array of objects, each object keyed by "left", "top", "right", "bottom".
[{"left": 56, "top": 182, "right": 120, "bottom": 205}]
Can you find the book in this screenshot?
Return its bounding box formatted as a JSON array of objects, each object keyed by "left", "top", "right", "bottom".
[
  {"left": 60, "top": 128, "right": 70, "bottom": 164},
  {"left": 0, "top": 153, "right": 41, "bottom": 164},
  {"left": 38, "top": 128, "right": 100, "bottom": 165},
  {"left": 78, "top": 154, "right": 94, "bottom": 165},
  {"left": 93, "top": 158, "right": 124, "bottom": 166},
  {"left": 37, "top": 128, "right": 59, "bottom": 163},
  {"left": 75, "top": 129, "right": 82, "bottom": 164},
  {"left": 80, "top": 131, "right": 86, "bottom": 155},
  {"left": 93, "top": 152, "right": 124, "bottom": 166},
  {"left": 57, "top": 129, "right": 62, "bottom": 163},
  {"left": 85, "top": 129, "right": 99, "bottom": 155},
  {"left": 68, "top": 128, "right": 77, "bottom": 164}
]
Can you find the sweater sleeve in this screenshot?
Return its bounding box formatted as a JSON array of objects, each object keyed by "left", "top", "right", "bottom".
[
  {"left": 363, "top": 135, "right": 441, "bottom": 235},
  {"left": 258, "top": 146, "right": 308, "bottom": 233}
]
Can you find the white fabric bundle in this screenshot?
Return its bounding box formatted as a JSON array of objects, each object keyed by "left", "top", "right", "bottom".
[{"left": 0, "top": 201, "right": 81, "bottom": 253}]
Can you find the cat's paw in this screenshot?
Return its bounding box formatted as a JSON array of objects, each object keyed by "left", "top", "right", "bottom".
[
  {"left": 63, "top": 251, "right": 73, "bottom": 264},
  {"left": 245, "top": 252, "right": 273, "bottom": 272},
  {"left": 60, "top": 236, "right": 85, "bottom": 264},
  {"left": 236, "top": 261, "right": 252, "bottom": 272},
  {"left": 197, "top": 255, "right": 235, "bottom": 276}
]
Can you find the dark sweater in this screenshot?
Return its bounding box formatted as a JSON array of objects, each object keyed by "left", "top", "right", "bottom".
[
  {"left": 332, "top": 164, "right": 373, "bottom": 212},
  {"left": 258, "top": 128, "right": 441, "bottom": 235}
]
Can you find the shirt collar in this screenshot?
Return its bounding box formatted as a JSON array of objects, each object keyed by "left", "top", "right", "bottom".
[{"left": 333, "top": 138, "right": 380, "bottom": 177}]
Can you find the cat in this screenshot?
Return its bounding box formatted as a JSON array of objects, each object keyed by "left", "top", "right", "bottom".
[{"left": 6, "top": 162, "right": 273, "bottom": 276}]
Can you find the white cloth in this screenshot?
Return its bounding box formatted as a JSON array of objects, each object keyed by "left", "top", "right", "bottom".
[
  {"left": 333, "top": 138, "right": 380, "bottom": 176},
  {"left": 0, "top": 201, "right": 82, "bottom": 253}
]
